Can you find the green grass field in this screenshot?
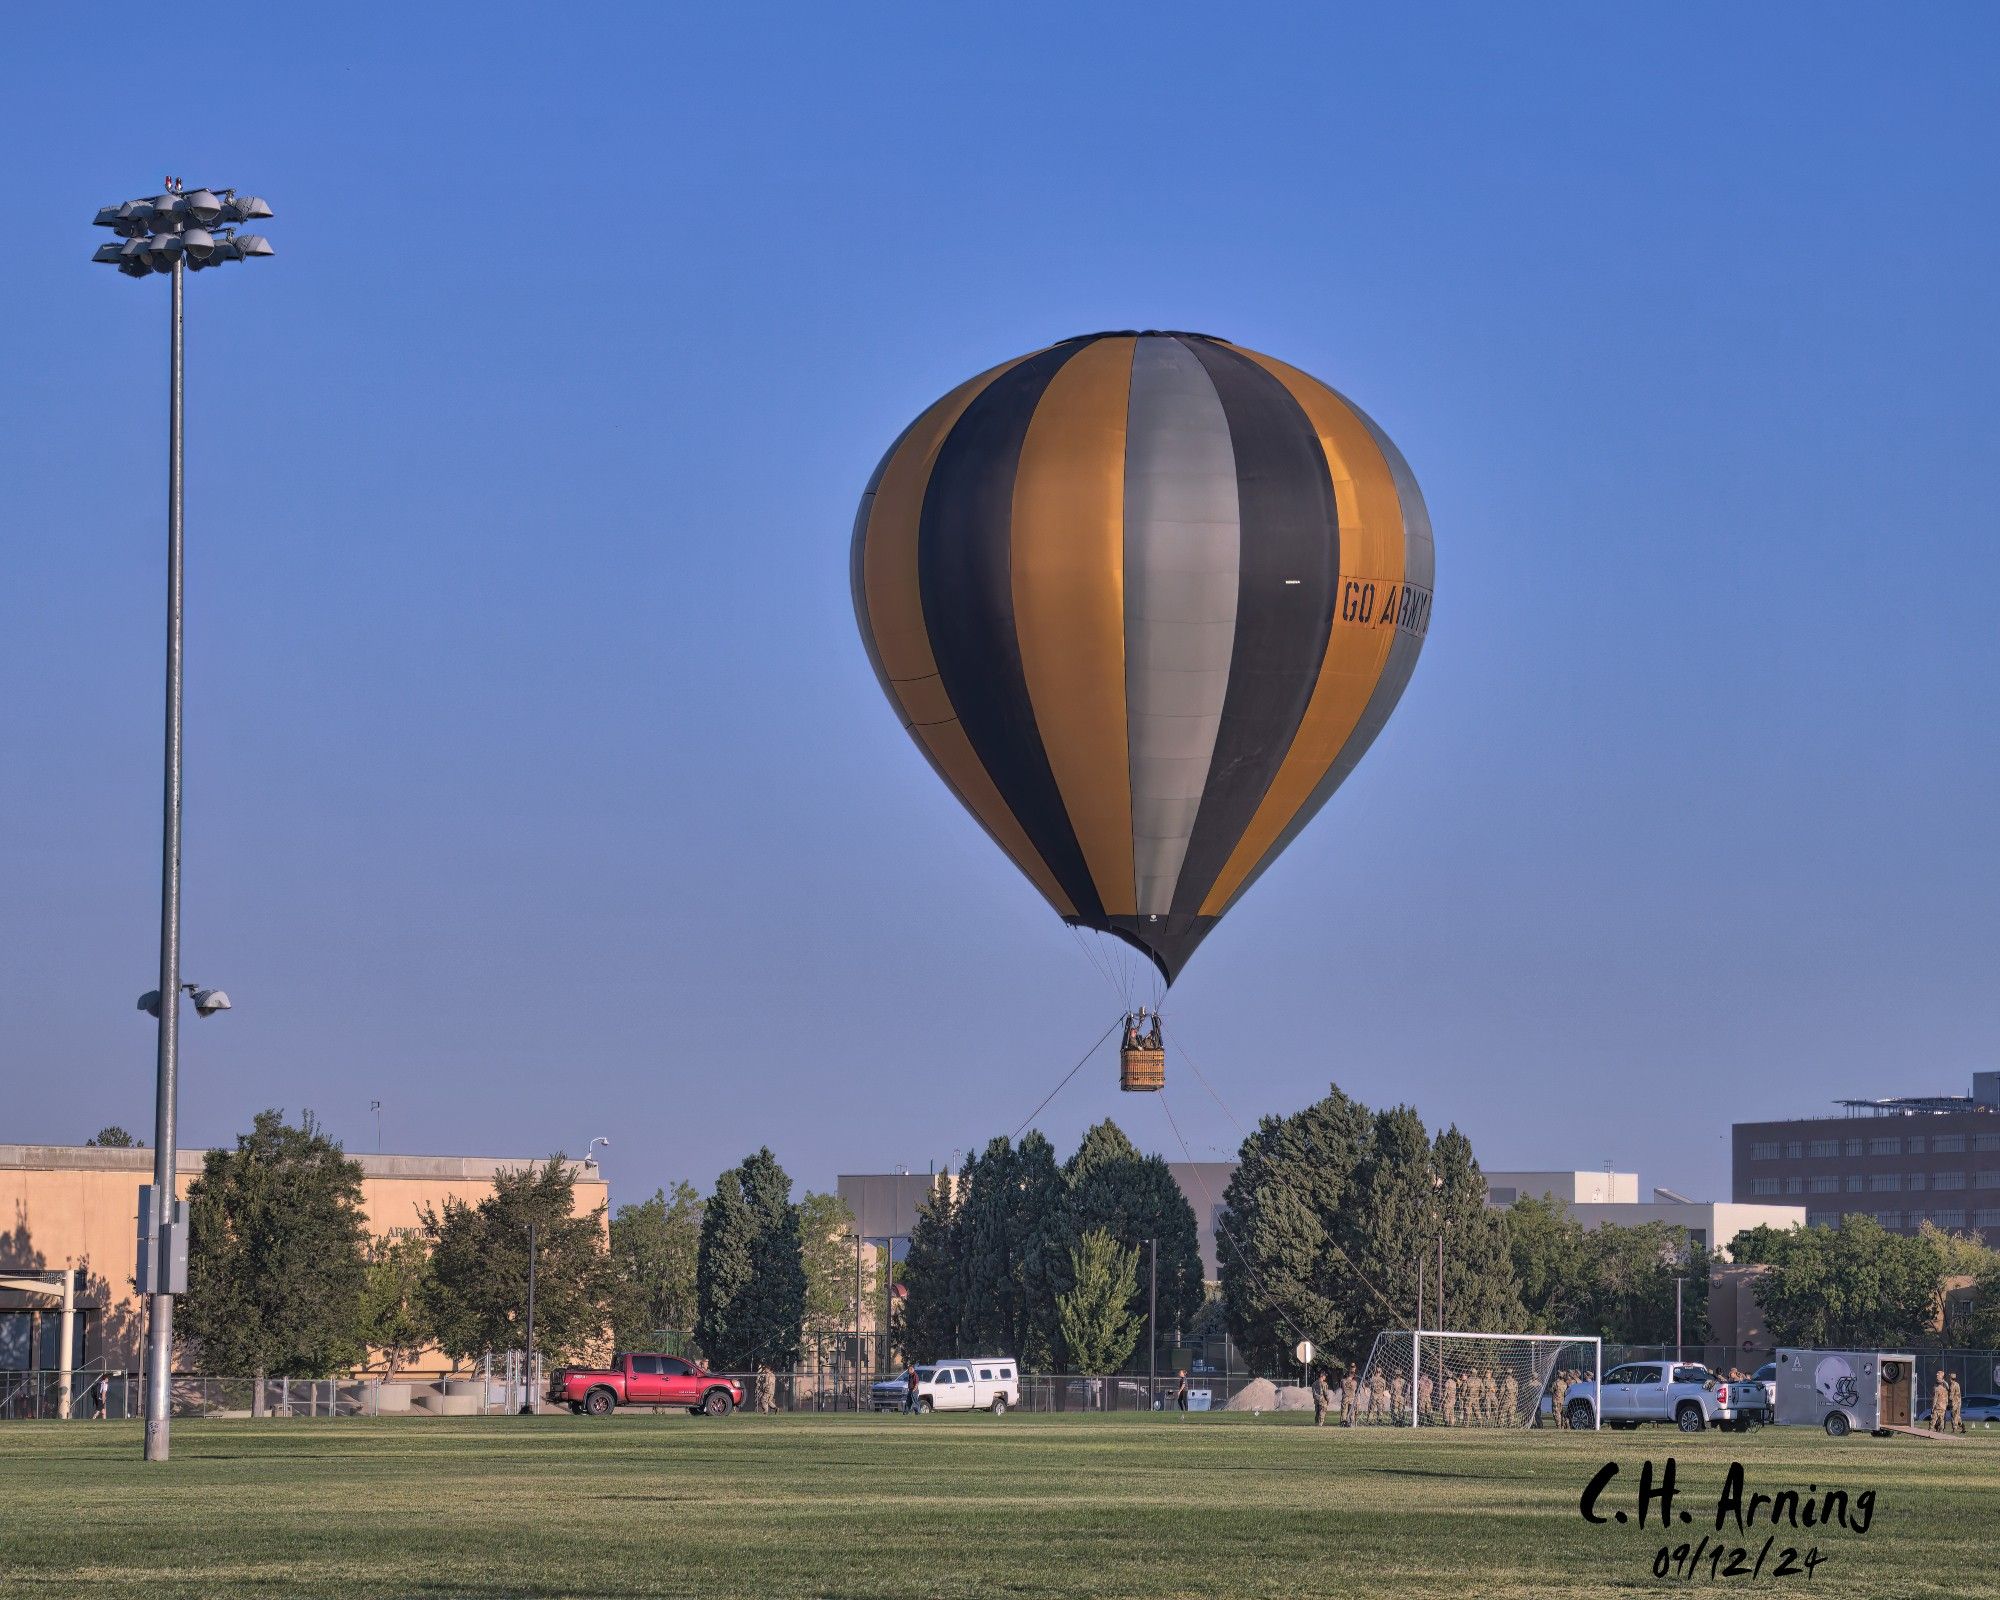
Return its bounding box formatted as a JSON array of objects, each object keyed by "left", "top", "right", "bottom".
[{"left": 0, "top": 1413, "right": 1989, "bottom": 1598}]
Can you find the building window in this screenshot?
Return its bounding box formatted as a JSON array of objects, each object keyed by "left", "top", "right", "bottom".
[
  {"left": 1750, "top": 1178, "right": 1780, "bottom": 1196},
  {"left": 1845, "top": 1138, "right": 1864, "bottom": 1157},
  {"left": 1807, "top": 1211, "right": 1839, "bottom": 1228},
  {"left": 1931, "top": 1209, "right": 1965, "bottom": 1228},
  {"left": 1875, "top": 1210, "right": 1902, "bottom": 1229},
  {"left": 1785, "top": 1177, "right": 1804, "bottom": 1194},
  {"left": 1488, "top": 1187, "right": 1517, "bottom": 1206},
  {"left": 1868, "top": 1173, "right": 1900, "bottom": 1192},
  {"left": 1785, "top": 1141, "right": 1803, "bottom": 1159},
  {"left": 1808, "top": 1139, "right": 1839, "bottom": 1158},
  {"left": 1975, "top": 1171, "right": 2000, "bottom": 1190},
  {"left": 1973, "top": 1133, "right": 2000, "bottom": 1153},
  {"left": 1907, "top": 1174, "right": 1926, "bottom": 1192},
  {"left": 1868, "top": 1137, "right": 1901, "bottom": 1156},
  {"left": 1933, "top": 1135, "right": 1965, "bottom": 1154},
  {"left": 1907, "top": 1136, "right": 1925, "bottom": 1155},
  {"left": 1975, "top": 1208, "right": 2000, "bottom": 1229},
  {"left": 1934, "top": 1171, "right": 1966, "bottom": 1190},
  {"left": 1809, "top": 1175, "right": 1840, "bottom": 1194},
  {"left": 1845, "top": 1176, "right": 1864, "bottom": 1193},
  {"left": 1751, "top": 1141, "right": 1780, "bottom": 1160}
]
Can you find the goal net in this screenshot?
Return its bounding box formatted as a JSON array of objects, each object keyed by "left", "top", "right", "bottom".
[{"left": 1353, "top": 1330, "right": 1601, "bottom": 1429}]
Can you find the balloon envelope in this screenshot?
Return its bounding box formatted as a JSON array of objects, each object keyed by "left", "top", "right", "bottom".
[{"left": 851, "top": 331, "right": 1433, "bottom": 983}]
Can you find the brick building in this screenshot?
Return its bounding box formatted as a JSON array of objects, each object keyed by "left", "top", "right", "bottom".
[{"left": 1731, "top": 1072, "right": 2000, "bottom": 1241}]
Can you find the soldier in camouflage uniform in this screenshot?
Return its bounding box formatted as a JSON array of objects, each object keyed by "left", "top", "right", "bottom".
[
  {"left": 1947, "top": 1373, "right": 1965, "bottom": 1434},
  {"left": 1932, "top": 1370, "right": 1950, "bottom": 1433}
]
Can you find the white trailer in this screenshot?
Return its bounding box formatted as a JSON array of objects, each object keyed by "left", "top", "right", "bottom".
[{"left": 1773, "top": 1348, "right": 1915, "bottom": 1437}]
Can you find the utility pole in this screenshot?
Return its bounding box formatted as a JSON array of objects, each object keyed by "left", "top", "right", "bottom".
[
  {"left": 519, "top": 1222, "right": 538, "bottom": 1415},
  {"left": 854, "top": 1232, "right": 864, "bottom": 1413},
  {"left": 1674, "top": 1276, "right": 1687, "bottom": 1364}
]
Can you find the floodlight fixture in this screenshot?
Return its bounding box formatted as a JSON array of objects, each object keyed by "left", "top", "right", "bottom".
[
  {"left": 188, "top": 987, "right": 231, "bottom": 1017},
  {"left": 91, "top": 181, "right": 275, "bottom": 277}
]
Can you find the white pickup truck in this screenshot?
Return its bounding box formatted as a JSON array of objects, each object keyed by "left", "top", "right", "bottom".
[
  {"left": 1563, "top": 1361, "right": 1767, "bottom": 1433},
  {"left": 884, "top": 1357, "right": 1020, "bottom": 1415}
]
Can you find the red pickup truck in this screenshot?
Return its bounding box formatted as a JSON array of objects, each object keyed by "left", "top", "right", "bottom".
[{"left": 549, "top": 1353, "right": 742, "bottom": 1417}]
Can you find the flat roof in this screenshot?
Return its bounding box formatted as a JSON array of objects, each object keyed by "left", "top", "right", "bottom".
[{"left": 0, "top": 1144, "right": 601, "bottom": 1181}]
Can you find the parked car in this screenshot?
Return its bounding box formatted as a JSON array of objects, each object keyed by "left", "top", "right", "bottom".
[
  {"left": 548, "top": 1353, "right": 742, "bottom": 1417},
  {"left": 1561, "top": 1361, "right": 1758, "bottom": 1432},
  {"left": 910, "top": 1358, "right": 1020, "bottom": 1414},
  {"left": 1917, "top": 1393, "right": 2000, "bottom": 1425}
]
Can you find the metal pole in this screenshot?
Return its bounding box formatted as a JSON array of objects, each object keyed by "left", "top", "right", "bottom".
[
  {"left": 854, "top": 1233, "right": 863, "bottom": 1413},
  {"left": 519, "top": 1222, "right": 537, "bottom": 1414},
  {"left": 1413, "top": 1251, "right": 1423, "bottom": 1429},
  {"left": 1148, "top": 1238, "right": 1157, "bottom": 1411},
  {"left": 1675, "top": 1277, "right": 1685, "bottom": 1364},
  {"left": 143, "top": 254, "right": 186, "bottom": 1465}
]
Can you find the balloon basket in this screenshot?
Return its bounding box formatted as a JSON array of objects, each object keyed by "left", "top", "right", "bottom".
[{"left": 1120, "top": 1047, "right": 1165, "bottom": 1092}]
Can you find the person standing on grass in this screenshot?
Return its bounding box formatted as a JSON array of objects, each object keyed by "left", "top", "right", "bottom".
[
  {"left": 1312, "top": 1369, "right": 1332, "bottom": 1427},
  {"left": 1947, "top": 1374, "right": 1964, "bottom": 1434},
  {"left": 903, "top": 1365, "right": 919, "bottom": 1415},
  {"left": 1932, "top": 1370, "right": 1949, "bottom": 1431},
  {"left": 1339, "top": 1367, "right": 1357, "bottom": 1426},
  {"left": 1175, "top": 1369, "right": 1190, "bottom": 1417},
  {"left": 90, "top": 1374, "right": 109, "bottom": 1420}
]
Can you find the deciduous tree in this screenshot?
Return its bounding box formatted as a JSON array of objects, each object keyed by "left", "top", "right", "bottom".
[
  {"left": 422, "top": 1157, "right": 613, "bottom": 1366},
  {"left": 609, "top": 1183, "right": 703, "bottom": 1350},
  {"left": 182, "top": 1109, "right": 370, "bottom": 1380},
  {"left": 1057, "top": 1229, "right": 1144, "bottom": 1375}
]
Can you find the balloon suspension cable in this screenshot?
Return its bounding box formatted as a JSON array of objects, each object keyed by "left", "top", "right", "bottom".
[
  {"left": 1158, "top": 1070, "right": 1409, "bottom": 1348},
  {"left": 1168, "top": 1024, "right": 1247, "bottom": 1142},
  {"left": 1009, "top": 1015, "right": 1123, "bottom": 1144}
]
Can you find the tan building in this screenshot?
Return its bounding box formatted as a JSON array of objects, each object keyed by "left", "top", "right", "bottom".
[{"left": 0, "top": 1143, "right": 607, "bottom": 1376}]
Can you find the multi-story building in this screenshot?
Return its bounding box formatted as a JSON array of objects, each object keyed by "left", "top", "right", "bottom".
[
  {"left": 1481, "top": 1170, "right": 1802, "bottom": 1260},
  {"left": 1730, "top": 1072, "right": 2000, "bottom": 1241}
]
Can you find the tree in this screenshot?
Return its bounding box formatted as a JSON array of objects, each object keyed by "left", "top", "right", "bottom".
[
  {"left": 1057, "top": 1229, "right": 1144, "bottom": 1374},
  {"left": 900, "top": 1174, "right": 962, "bottom": 1362},
  {"left": 181, "top": 1109, "right": 370, "bottom": 1380},
  {"left": 1506, "top": 1194, "right": 1586, "bottom": 1332},
  {"left": 356, "top": 1232, "right": 433, "bottom": 1375},
  {"left": 1735, "top": 1215, "right": 1945, "bottom": 1347},
  {"left": 609, "top": 1183, "right": 703, "bottom": 1350},
  {"left": 423, "top": 1157, "right": 614, "bottom": 1366},
  {"left": 1509, "top": 1200, "right": 1710, "bottom": 1344},
  {"left": 799, "top": 1189, "right": 858, "bottom": 1342},
  {"left": 87, "top": 1125, "right": 141, "bottom": 1148},
  {"left": 1218, "top": 1086, "right": 1372, "bottom": 1373},
  {"left": 1063, "top": 1120, "right": 1204, "bottom": 1366},
  {"left": 694, "top": 1149, "right": 806, "bottom": 1371},
  {"left": 950, "top": 1135, "right": 1071, "bottom": 1368}
]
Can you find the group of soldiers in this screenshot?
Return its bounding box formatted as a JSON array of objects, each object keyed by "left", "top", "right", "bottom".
[
  {"left": 1930, "top": 1369, "right": 1966, "bottom": 1434},
  {"left": 1319, "top": 1365, "right": 1525, "bottom": 1426},
  {"left": 1548, "top": 1368, "right": 1591, "bottom": 1427}
]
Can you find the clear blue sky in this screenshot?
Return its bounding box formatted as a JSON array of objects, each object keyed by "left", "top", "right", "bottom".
[{"left": 4, "top": 3, "right": 1994, "bottom": 1210}]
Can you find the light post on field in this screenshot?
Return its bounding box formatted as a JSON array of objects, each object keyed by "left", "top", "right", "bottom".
[
  {"left": 94, "top": 178, "right": 272, "bottom": 1464},
  {"left": 1146, "top": 1238, "right": 1158, "bottom": 1411}
]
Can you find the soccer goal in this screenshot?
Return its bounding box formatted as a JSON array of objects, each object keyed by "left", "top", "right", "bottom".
[{"left": 1353, "top": 1330, "right": 1601, "bottom": 1430}]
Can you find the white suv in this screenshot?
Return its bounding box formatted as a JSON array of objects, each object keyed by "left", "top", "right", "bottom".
[{"left": 915, "top": 1357, "right": 1020, "bottom": 1415}]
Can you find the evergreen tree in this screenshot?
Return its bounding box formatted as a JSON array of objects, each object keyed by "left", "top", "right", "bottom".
[
  {"left": 609, "top": 1182, "right": 703, "bottom": 1350},
  {"left": 423, "top": 1157, "right": 614, "bottom": 1365},
  {"left": 356, "top": 1231, "right": 433, "bottom": 1375},
  {"left": 181, "top": 1109, "right": 370, "bottom": 1379},
  {"left": 87, "top": 1125, "right": 140, "bottom": 1148},
  {"left": 1063, "top": 1120, "right": 1204, "bottom": 1365},
  {"left": 1426, "top": 1125, "right": 1524, "bottom": 1333},
  {"left": 694, "top": 1149, "right": 806, "bottom": 1370},
  {"left": 899, "top": 1174, "right": 962, "bottom": 1361},
  {"left": 956, "top": 1138, "right": 1021, "bottom": 1354},
  {"left": 1057, "top": 1229, "right": 1144, "bottom": 1374},
  {"left": 1217, "top": 1085, "right": 1372, "bottom": 1372},
  {"left": 1009, "top": 1132, "right": 1070, "bottom": 1368}
]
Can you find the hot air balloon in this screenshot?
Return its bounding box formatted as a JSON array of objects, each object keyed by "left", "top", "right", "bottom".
[{"left": 850, "top": 331, "right": 1433, "bottom": 1086}]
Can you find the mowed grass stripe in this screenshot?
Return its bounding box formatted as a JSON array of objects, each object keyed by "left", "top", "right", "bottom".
[{"left": 0, "top": 1414, "right": 1990, "bottom": 1598}]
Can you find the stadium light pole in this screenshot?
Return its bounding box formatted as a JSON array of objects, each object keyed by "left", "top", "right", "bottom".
[
  {"left": 94, "top": 179, "right": 273, "bottom": 1464},
  {"left": 1147, "top": 1238, "right": 1158, "bottom": 1411}
]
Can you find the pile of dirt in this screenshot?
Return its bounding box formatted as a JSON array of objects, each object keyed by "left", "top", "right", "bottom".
[{"left": 1223, "top": 1378, "right": 1314, "bottom": 1412}]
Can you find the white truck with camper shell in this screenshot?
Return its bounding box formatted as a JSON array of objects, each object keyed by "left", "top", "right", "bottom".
[{"left": 873, "top": 1357, "right": 1021, "bottom": 1414}]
